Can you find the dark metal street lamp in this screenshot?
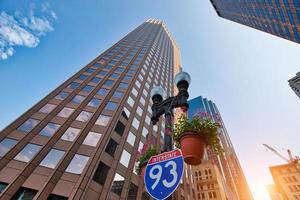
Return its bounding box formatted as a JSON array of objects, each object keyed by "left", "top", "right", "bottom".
[{"left": 150, "top": 71, "right": 191, "bottom": 152}]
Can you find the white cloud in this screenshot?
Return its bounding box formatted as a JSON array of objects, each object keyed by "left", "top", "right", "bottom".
[{"left": 0, "top": 4, "right": 57, "bottom": 60}]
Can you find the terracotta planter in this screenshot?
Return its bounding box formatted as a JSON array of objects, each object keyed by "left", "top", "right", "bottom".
[{"left": 179, "top": 132, "right": 205, "bottom": 165}]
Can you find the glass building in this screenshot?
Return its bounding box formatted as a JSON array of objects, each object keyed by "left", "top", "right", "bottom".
[
  {"left": 210, "top": 0, "right": 300, "bottom": 44},
  {"left": 188, "top": 96, "right": 253, "bottom": 200},
  {"left": 289, "top": 71, "right": 300, "bottom": 98},
  {"left": 0, "top": 19, "right": 185, "bottom": 199}
]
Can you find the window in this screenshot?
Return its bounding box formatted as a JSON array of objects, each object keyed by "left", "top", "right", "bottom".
[
  {"left": 136, "top": 106, "right": 143, "bottom": 116},
  {"left": 114, "top": 121, "right": 125, "bottom": 136},
  {"left": 120, "top": 149, "right": 131, "bottom": 167},
  {"left": 97, "top": 88, "right": 108, "bottom": 96},
  {"left": 39, "top": 123, "right": 60, "bottom": 137},
  {"left": 60, "top": 127, "right": 80, "bottom": 142},
  {"left": 39, "top": 103, "right": 56, "bottom": 114},
  {"left": 55, "top": 91, "right": 68, "bottom": 100},
  {"left": 111, "top": 73, "right": 119, "bottom": 79},
  {"left": 123, "top": 108, "right": 130, "bottom": 119},
  {"left": 113, "top": 91, "right": 123, "bottom": 99},
  {"left": 57, "top": 107, "right": 74, "bottom": 118},
  {"left": 17, "top": 118, "right": 40, "bottom": 133},
  {"left": 132, "top": 118, "right": 140, "bottom": 130},
  {"left": 40, "top": 149, "right": 65, "bottom": 169},
  {"left": 95, "top": 115, "right": 111, "bottom": 126},
  {"left": 67, "top": 82, "right": 80, "bottom": 89},
  {"left": 98, "top": 71, "right": 108, "bottom": 76},
  {"left": 111, "top": 173, "right": 125, "bottom": 196},
  {"left": 132, "top": 88, "right": 138, "bottom": 97},
  {"left": 14, "top": 143, "right": 41, "bottom": 162},
  {"left": 126, "top": 132, "right": 136, "bottom": 146},
  {"left": 142, "top": 127, "right": 148, "bottom": 138},
  {"left": 90, "top": 77, "right": 101, "bottom": 84},
  {"left": 78, "top": 74, "right": 88, "bottom": 81},
  {"left": 71, "top": 95, "right": 85, "bottom": 104},
  {"left": 123, "top": 75, "right": 132, "bottom": 81},
  {"left": 48, "top": 194, "right": 68, "bottom": 200},
  {"left": 82, "top": 85, "right": 94, "bottom": 92},
  {"left": 66, "top": 154, "right": 89, "bottom": 174},
  {"left": 76, "top": 111, "right": 93, "bottom": 122},
  {"left": 104, "top": 80, "right": 115, "bottom": 87},
  {"left": 83, "top": 132, "right": 102, "bottom": 147},
  {"left": 105, "top": 139, "right": 118, "bottom": 156},
  {"left": 119, "top": 82, "right": 128, "bottom": 89},
  {"left": 88, "top": 98, "right": 101, "bottom": 107},
  {"left": 0, "top": 182, "right": 7, "bottom": 193},
  {"left": 85, "top": 68, "right": 96, "bottom": 73},
  {"left": 0, "top": 138, "right": 18, "bottom": 157},
  {"left": 127, "top": 182, "right": 138, "bottom": 200},
  {"left": 127, "top": 96, "right": 134, "bottom": 107},
  {"left": 115, "top": 67, "right": 125, "bottom": 73},
  {"left": 12, "top": 187, "right": 37, "bottom": 200},
  {"left": 93, "top": 162, "right": 110, "bottom": 185},
  {"left": 105, "top": 102, "right": 117, "bottom": 111}
]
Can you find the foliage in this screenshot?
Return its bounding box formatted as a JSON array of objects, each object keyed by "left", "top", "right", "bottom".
[
  {"left": 173, "top": 115, "right": 224, "bottom": 155},
  {"left": 136, "top": 147, "right": 158, "bottom": 175}
]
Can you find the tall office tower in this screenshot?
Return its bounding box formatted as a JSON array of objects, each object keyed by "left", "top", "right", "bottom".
[
  {"left": 269, "top": 162, "right": 300, "bottom": 200},
  {"left": 289, "top": 71, "right": 300, "bottom": 98},
  {"left": 0, "top": 19, "right": 182, "bottom": 200},
  {"left": 266, "top": 184, "right": 284, "bottom": 200},
  {"left": 209, "top": 0, "right": 300, "bottom": 44},
  {"left": 188, "top": 96, "right": 253, "bottom": 200}
]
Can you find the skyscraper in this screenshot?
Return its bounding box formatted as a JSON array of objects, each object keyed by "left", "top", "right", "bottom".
[
  {"left": 188, "top": 96, "right": 253, "bottom": 200},
  {"left": 0, "top": 19, "right": 181, "bottom": 199},
  {"left": 289, "top": 71, "right": 300, "bottom": 98},
  {"left": 209, "top": 0, "right": 300, "bottom": 44}
]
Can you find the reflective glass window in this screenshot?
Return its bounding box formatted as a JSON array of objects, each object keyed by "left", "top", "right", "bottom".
[
  {"left": 71, "top": 95, "right": 85, "bottom": 104},
  {"left": 39, "top": 123, "right": 60, "bottom": 137},
  {"left": 93, "top": 162, "right": 110, "bottom": 185},
  {"left": 66, "top": 154, "right": 89, "bottom": 174},
  {"left": 119, "top": 82, "right": 128, "bottom": 89},
  {"left": 104, "top": 80, "right": 115, "bottom": 87},
  {"left": 97, "top": 88, "right": 108, "bottom": 96},
  {"left": 90, "top": 77, "right": 101, "bottom": 84},
  {"left": 67, "top": 82, "right": 80, "bottom": 89},
  {"left": 78, "top": 74, "right": 88, "bottom": 80},
  {"left": 0, "top": 138, "right": 18, "bottom": 157},
  {"left": 83, "top": 132, "right": 102, "bottom": 147},
  {"left": 76, "top": 111, "right": 93, "bottom": 122},
  {"left": 132, "top": 118, "right": 140, "bottom": 130},
  {"left": 120, "top": 149, "right": 131, "bottom": 167},
  {"left": 98, "top": 71, "right": 108, "bottom": 76},
  {"left": 95, "top": 115, "right": 111, "bottom": 126},
  {"left": 60, "top": 127, "right": 80, "bottom": 142},
  {"left": 57, "top": 107, "right": 74, "bottom": 118},
  {"left": 111, "top": 173, "right": 125, "bottom": 195},
  {"left": 105, "top": 102, "right": 117, "bottom": 111},
  {"left": 55, "top": 91, "right": 68, "bottom": 100},
  {"left": 14, "top": 143, "right": 41, "bottom": 162},
  {"left": 126, "top": 132, "right": 136, "bottom": 146},
  {"left": 39, "top": 104, "right": 56, "bottom": 114},
  {"left": 85, "top": 68, "right": 96, "bottom": 73},
  {"left": 17, "top": 118, "right": 40, "bottom": 133},
  {"left": 105, "top": 139, "right": 118, "bottom": 156},
  {"left": 113, "top": 91, "right": 123, "bottom": 99},
  {"left": 82, "top": 85, "right": 94, "bottom": 92},
  {"left": 111, "top": 73, "right": 120, "bottom": 79},
  {"left": 40, "top": 149, "right": 65, "bottom": 169},
  {"left": 88, "top": 98, "right": 101, "bottom": 107}
]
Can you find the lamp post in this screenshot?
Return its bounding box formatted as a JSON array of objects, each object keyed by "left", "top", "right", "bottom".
[{"left": 150, "top": 71, "right": 191, "bottom": 152}]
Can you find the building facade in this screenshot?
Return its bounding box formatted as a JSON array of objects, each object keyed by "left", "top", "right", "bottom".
[
  {"left": 188, "top": 96, "right": 253, "bottom": 200},
  {"left": 289, "top": 71, "right": 300, "bottom": 98},
  {"left": 269, "top": 162, "right": 300, "bottom": 200},
  {"left": 267, "top": 184, "right": 284, "bottom": 200},
  {"left": 210, "top": 0, "right": 300, "bottom": 44},
  {"left": 0, "top": 19, "right": 183, "bottom": 200},
  {"left": 192, "top": 160, "right": 229, "bottom": 200}
]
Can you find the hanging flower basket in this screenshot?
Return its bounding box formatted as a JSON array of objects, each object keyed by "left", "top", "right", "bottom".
[
  {"left": 135, "top": 147, "right": 158, "bottom": 182},
  {"left": 173, "top": 115, "right": 223, "bottom": 165}
]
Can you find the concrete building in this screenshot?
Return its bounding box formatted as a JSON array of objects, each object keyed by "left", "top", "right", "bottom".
[
  {"left": 210, "top": 0, "right": 300, "bottom": 44},
  {"left": 289, "top": 71, "right": 300, "bottom": 98},
  {"left": 0, "top": 19, "right": 186, "bottom": 200},
  {"left": 188, "top": 96, "right": 253, "bottom": 200},
  {"left": 269, "top": 161, "right": 300, "bottom": 200},
  {"left": 266, "top": 184, "right": 284, "bottom": 200},
  {"left": 192, "top": 160, "right": 230, "bottom": 200}
]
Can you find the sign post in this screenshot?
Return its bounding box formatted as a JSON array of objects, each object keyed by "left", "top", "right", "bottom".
[{"left": 144, "top": 149, "right": 184, "bottom": 200}]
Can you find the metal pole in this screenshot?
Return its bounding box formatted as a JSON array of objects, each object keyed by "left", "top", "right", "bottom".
[{"left": 164, "top": 111, "right": 173, "bottom": 152}]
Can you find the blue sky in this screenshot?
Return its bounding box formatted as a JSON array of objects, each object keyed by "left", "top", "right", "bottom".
[{"left": 1, "top": 0, "right": 300, "bottom": 199}]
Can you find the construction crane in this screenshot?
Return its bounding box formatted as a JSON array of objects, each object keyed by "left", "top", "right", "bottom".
[{"left": 263, "top": 144, "right": 299, "bottom": 164}]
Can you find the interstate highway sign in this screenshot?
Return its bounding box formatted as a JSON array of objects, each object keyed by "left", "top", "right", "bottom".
[{"left": 144, "top": 149, "right": 184, "bottom": 200}]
